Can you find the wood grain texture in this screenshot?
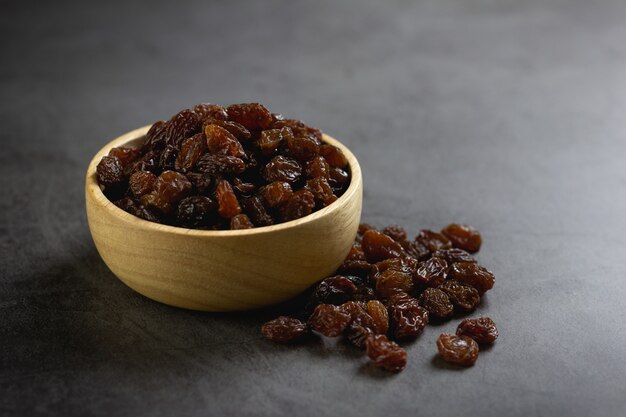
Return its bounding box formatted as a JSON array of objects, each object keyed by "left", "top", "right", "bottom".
[{"left": 85, "top": 126, "right": 363, "bottom": 311}]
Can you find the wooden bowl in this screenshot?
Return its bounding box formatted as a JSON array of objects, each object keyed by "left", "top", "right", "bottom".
[{"left": 85, "top": 126, "right": 363, "bottom": 311}]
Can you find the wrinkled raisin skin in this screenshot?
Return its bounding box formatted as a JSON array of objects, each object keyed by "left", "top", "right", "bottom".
[
  {"left": 308, "top": 304, "right": 352, "bottom": 337},
  {"left": 436, "top": 333, "right": 479, "bottom": 366},
  {"left": 441, "top": 223, "right": 482, "bottom": 253},
  {"left": 262, "top": 317, "right": 308, "bottom": 344},
  {"left": 419, "top": 288, "right": 453, "bottom": 319},
  {"left": 366, "top": 334, "right": 407, "bottom": 372},
  {"left": 449, "top": 262, "right": 495, "bottom": 295},
  {"left": 456, "top": 317, "right": 498, "bottom": 344}
]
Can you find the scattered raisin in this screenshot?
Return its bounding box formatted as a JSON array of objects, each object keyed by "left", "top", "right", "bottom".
[
  {"left": 375, "top": 270, "right": 414, "bottom": 299},
  {"left": 456, "top": 317, "right": 498, "bottom": 344},
  {"left": 310, "top": 276, "right": 358, "bottom": 306},
  {"left": 441, "top": 223, "right": 482, "bottom": 253},
  {"left": 388, "top": 294, "right": 429, "bottom": 340},
  {"left": 432, "top": 248, "right": 476, "bottom": 264},
  {"left": 416, "top": 230, "right": 452, "bottom": 252},
  {"left": 308, "top": 304, "right": 352, "bottom": 337},
  {"left": 436, "top": 333, "right": 479, "bottom": 366},
  {"left": 262, "top": 317, "right": 308, "bottom": 344},
  {"left": 366, "top": 335, "right": 407, "bottom": 372},
  {"left": 439, "top": 280, "right": 481, "bottom": 311},
  {"left": 366, "top": 300, "right": 389, "bottom": 334},
  {"left": 449, "top": 262, "right": 495, "bottom": 295},
  {"left": 361, "top": 230, "right": 404, "bottom": 263}
]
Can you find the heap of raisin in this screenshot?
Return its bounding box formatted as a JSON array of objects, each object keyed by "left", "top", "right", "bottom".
[{"left": 96, "top": 102, "right": 351, "bottom": 230}]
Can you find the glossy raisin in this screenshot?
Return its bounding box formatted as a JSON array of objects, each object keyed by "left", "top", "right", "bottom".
[
  {"left": 205, "top": 124, "right": 245, "bottom": 157},
  {"left": 328, "top": 167, "right": 350, "bottom": 188},
  {"left": 306, "top": 177, "right": 337, "bottom": 207},
  {"left": 227, "top": 103, "right": 273, "bottom": 130},
  {"left": 263, "top": 156, "right": 302, "bottom": 183},
  {"left": 436, "top": 333, "right": 479, "bottom": 366},
  {"left": 196, "top": 154, "right": 246, "bottom": 175},
  {"left": 176, "top": 196, "right": 217, "bottom": 228},
  {"left": 441, "top": 223, "right": 482, "bottom": 253},
  {"left": 320, "top": 144, "right": 348, "bottom": 168},
  {"left": 258, "top": 127, "right": 293, "bottom": 156},
  {"left": 159, "top": 145, "right": 178, "bottom": 171},
  {"left": 439, "top": 280, "right": 481, "bottom": 311},
  {"left": 375, "top": 270, "right": 414, "bottom": 299},
  {"left": 418, "top": 288, "right": 453, "bottom": 319},
  {"left": 286, "top": 134, "right": 320, "bottom": 160},
  {"left": 155, "top": 170, "right": 192, "bottom": 204},
  {"left": 144, "top": 120, "right": 168, "bottom": 150},
  {"left": 230, "top": 214, "right": 255, "bottom": 230},
  {"left": 449, "top": 262, "right": 495, "bottom": 295},
  {"left": 361, "top": 230, "right": 403, "bottom": 263},
  {"left": 432, "top": 248, "right": 476, "bottom": 264},
  {"left": 366, "top": 300, "right": 389, "bottom": 334},
  {"left": 382, "top": 225, "right": 408, "bottom": 243},
  {"left": 346, "top": 322, "right": 375, "bottom": 348},
  {"left": 310, "top": 276, "right": 358, "bottom": 306},
  {"left": 259, "top": 181, "right": 293, "bottom": 208},
  {"left": 215, "top": 179, "right": 241, "bottom": 218},
  {"left": 272, "top": 118, "right": 322, "bottom": 140},
  {"left": 279, "top": 189, "right": 315, "bottom": 222},
  {"left": 175, "top": 133, "right": 207, "bottom": 171},
  {"left": 165, "top": 109, "right": 201, "bottom": 147},
  {"left": 308, "top": 304, "right": 351, "bottom": 337},
  {"left": 388, "top": 295, "right": 429, "bottom": 340},
  {"left": 304, "top": 156, "right": 330, "bottom": 179},
  {"left": 414, "top": 257, "right": 448, "bottom": 288},
  {"left": 231, "top": 177, "right": 256, "bottom": 196},
  {"left": 262, "top": 317, "right": 308, "bottom": 344},
  {"left": 366, "top": 335, "right": 407, "bottom": 372},
  {"left": 415, "top": 230, "right": 452, "bottom": 252},
  {"left": 193, "top": 103, "right": 228, "bottom": 121},
  {"left": 240, "top": 196, "right": 273, "bottom": 227},
  {"left": 97, "top": 155, "right": 125, "bottom": 189},
  {"left": 456, "top": 317, "right": 498, "bottom": 344},
  {"left": 109, "top": 147, "right": 140, "bottom": 168},
  {"left": 129, "top": 171, "right": 157, "bottom": 197}
]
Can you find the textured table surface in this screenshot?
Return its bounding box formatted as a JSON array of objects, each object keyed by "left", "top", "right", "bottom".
[{"left": 2, "top": 0, "right": 626, "bottom": 416}]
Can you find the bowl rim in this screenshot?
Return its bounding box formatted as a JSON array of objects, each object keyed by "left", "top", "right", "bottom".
[{"left": 86, "top": 125, "right": 362, "bottom": 237}]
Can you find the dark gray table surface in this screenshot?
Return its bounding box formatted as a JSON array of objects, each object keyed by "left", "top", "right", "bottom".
[{"left": 2, "top": 0, "right": 626, "bottom": 416}]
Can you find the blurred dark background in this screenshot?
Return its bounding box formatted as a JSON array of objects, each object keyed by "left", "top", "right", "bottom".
[{"left": 1, "top": 0, "right": 625, "bottom": 416}]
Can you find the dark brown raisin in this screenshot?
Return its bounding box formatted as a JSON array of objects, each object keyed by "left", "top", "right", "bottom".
[
  {"left": 144, "top": 120, "right": 168, "bottom": 150},
  {"left": 449, "top": 262, "right": 495, "bottom": 295},
  {"left": 259, "top": 181, "right": 293, "bottom": 208},
  {"left": 205, "top": 124, "right": 245, "bottom": 158},
  {"left": 414, "top": 257, "right": 448, "bottom": 288},
  {"left": 227, "top": 103, "right": 273, "bottom": 130},
  {"left": 271, "top": 118, "right": 322, "bottom": 140},
  {"left": 258, "top": 127, "right": 293, "bottom": 156},
  {"left": 436, "top": 333, "right": 479, "bottom": 366},
  {"left": 456, "top": 317, "right": 498, "bottom": 344},
  {"left": 441, "top": 223, "right": 482, "bottom": 253},
  {"left": 129, "top": 171, "right": 157, "bottom": 197},
  {"left": 108, "top": 147, "right": 140, "bottom": 168},
  {"left": 205, "top": 119, "right": 251, "bottom": 141},
  {"left": 240, "top": 196, "right": 274, "bottom": 227},
  {"left": 215, "top": 179, "right": 241, "bottom": 218},
  {"left": 366, "top": 334, "right": 407, "bottom": 372},
  {"left": 159, "top": 145, "right": 178, "bottom": 171},
  {"left": 346, "top": 322, "right": 374, "bottom": 348},
  {"left": 320, "top": 144, "right": 348, "bottom": 168},
  {"left": 361, "top": 230, "right": 404, "bottom": 263},
  {"left": 388, "top": 295, "right": 429, "bottom": 340},
  {"left": 304, "top": 156, "right": 330, "bottom": 179},
  {"left": 176, "top": 196, "right": 217, "bottom": 228},
  {"left": 262, "top": 316, "right": 308, "bottom": 344},
  {"left": 328, "top": 167, "right": 350, "bottom": 188},
  {"left": 337, "top": 260, "right": 373, "bottom": 278},
  {"left": 439, "top": 280, "right": 481, "bottom": 311},
  {"left": 165, "top": 109, "right": 201, "bottom": 147},
  {"left": 230, "top": 214, "right": 255, "bottom": 230},
  {"left": 375, "top": 270, "right": 414, "bottom": 299},
  {"left": 382, "top": 224, "right": 408, "bottom": 242},
  {"left": 418, "top": 288, "right": 453, "bottom": 319},
  {"left": 175, "top": 133, "right": 207, "bottom": 171},
  {"left": 193, "top": 103, "right": 228, "bottom": 121},
  {"left": 416, "top": 229, "right": 452, "bottom": 252},
  {"left": 279, "top": 189, "right": 315, "bottom": 222},
  {"left": 432, "top": 248, "right": 477, "bottom": 264},
  {"left": 263, "top": 156, "right": 302, "bottom": 183},
  {"left": 305, "top": 177, "right": 337, "bottom": 207},
  {"left": 155, "top": 170, "right": 192, "bottom": 204},
  {"left": 196, "top": 154, "right": 246, "bottom": 175},
  {"left": 308, "top": 304, "right": 351, "bottom": 337},
  {"left": 345, "top": 243, "right": 366, "bottom": 262},
  {"left": 96, "top": 156, "right": 125, "bottom": 188},
  {"left": 186, "top": 172, "right": 213, "bottom": 195},
  {"left": 286, "top": 134, "right": 320, "bottom": 160},
  {"left": 140, "top": 192, "right": 172, "bottom": 214},
  {"left": 310, "top": 276, "right": 358, "bottom": 306}
]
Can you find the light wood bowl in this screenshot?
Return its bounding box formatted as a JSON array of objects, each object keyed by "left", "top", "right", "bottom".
[{"left": 85, "top": 126, "right": 363, "bottom": 311}]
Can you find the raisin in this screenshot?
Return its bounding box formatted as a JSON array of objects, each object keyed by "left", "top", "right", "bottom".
[
  {"left": 130, "top": 150, "right": 160, "bottom": 174},
  {"left": 418, "top": 288, "right": 453, "bottom": 319},
  {"left": 262, "top": 316, "right": 308, "bottom": 344},
  {"left": 231, "top": 177, "right": 256, "bottom": 196},
  {"left": 258, "top": 127, "right": 292, "bottom": 156},
  {"left": 159, "top": 145, "right": 178, "bottom": 171},
  {"left": 366, "top": 300, "right": 389, "bottom": 334},
  {"left": 196, "top": 154, "right": 246, "bottom": 175},
  {"left": 304, "top": 156, "right": 330, "bottom": 179},
  {"left": 371, "top": 257, "right": 418, "bottom": 279},
  {"left": 366, "top": 334, "right": 407, "bottom": 372},
  {"left": 346, "top": 322, "right": 374, "bottom": 348},
  {"left": 388, "top": 295, "right": 429, "bottom": 340},
  {"left": 320, "top": 144, "right": 348, "bottom": 168},
  {"left": 176, "top": 196, "right": 217, "bottom": 228},
  {"left": 240, "top": 196, "right": 274, "bottom": 227},
  {"left": 114, "top": 197, "right": 138, "bottom": 213},
  {"left": 272, "top": 118, "right": 322, "bottom": 140},
  {"left": 215, "top": 179, "right": 241, "bottom": 218},
  {"left": 175, "top": 133, "right": 207, "bottom": 171},
  {"left": 129, "top": 171, "right": 157, "bottom": 197},
  {"left": 306, "top": 177, "right": 337, "bottom": 206},
  {"left": 308, "top": 304, "right": 351, "bottom": 337},
  {"left": 165, "top": 109, "right": 201, "bottom": 147},
  {"left": 436, "top": 334, "right": 479, "bottom": 366},
  {"left": 286, "top": 134, "right": 320, "bottom": 160},
  {"left": 193, "top": 103, "right": 228, "bottom": 122},
  {"left": 205, "top": 124, "right": 245, "bottom": 157},
  {"left": 402, "top": 240, "right": 431, "bottom": 261},
  {"left": 96, "top": 156, "right": 125, "bottom": 188},
  {"left": 109, "top": 146, "right": 140, "bottom": 168},
  {"left": 310, "top": 276, "right": 358, "bottom": 306},
  {"left": 205, "top": 119, "right": 252, "bottom": 141},
  {"left": 141, "top": 192, "right": 172, "bottom": 215},
  {"left": 354, "top": 285, "right": 376, "bottom": 302},
  {"left": 263, "top": 156, "right": 302, "bottom": 183},
  {"left": 259, "top": 181, "right": 293, "bottom": 208},
  {"left": 441, "top": 223, "right": 482, "bottom": 253},
  {"left": 186, "top": 172, "right": 212, "bottom": 195},
  {"left": 337, "top": 260, "right": 373, "bottom": 278},
  {"left": 279, "top": 189, "right": 315, "bottom": 222},
  {"left": 328, "top": 167, "right": 350, "bottom": 188},
  {"left": 415, "top": 230, "right": 452, "bottom": 252},
  {"left": 439, "top": 280, "right": 481, "bottom": 311},
  {"left": 414, "top": 257, "right": 448, "bottom": 288},
  {"left": 361, "top": 230, "right": 403, "bottom": 263},
  {"left": 144, "top": 120, "right": 168, "bottom": 150},
  {"left": 432, "top": 248, "right": 476, "bottom": 264},
  {"left": 345, "top": 243, "right": 366, "bottom": 262},
  {"left": 382, "top": 224, "right": 408, "bottom": 243},
  {"left": 449, "top": 262, "right": 495, "bottom": 295},
  {"left": 375, "top": 270, "right": 414, "bottom": 299},
  {"left": 230, "top": 214, "right": 255, "bottom": 230},
  {"left": 456, "top": 317, "right": 498, "bottom": 344},
  {"left": 155, "top": 170, "right": 192, "bottom": 204},
  {"left": 227, "top": 103, "right": 273, "bottom": 130},
  {"left": 358, "top": 223, "right": 377, "bottom": 237}
]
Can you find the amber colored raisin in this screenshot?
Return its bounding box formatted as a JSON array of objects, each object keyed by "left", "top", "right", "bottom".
[
  {"left": 109, "top": 147, "right": 140, "bottom": 168},
  {"left": 449, "top": 262, "right": 495, "bottom": 295},
  {"left": 279, "top": 189, "right": 315, "bottom": 222},
  {"left": 227, "top": 103, "right": 273, "bottom": 130},
  {"left": 165, "top": 109, "right": 201, "bottom": 147},
  {"left": 306, "top": 177, "right": 337, "bottom": 207},
  {"left": 97, "top": 155, "right": 126, "bottom": 191},
  {"left": 358, "top": 223, "right": 377, "bottom": 236},
  {"left": 375, "top": 270, "right": 414, "bottom": 299},
  {"left": 382, "top": 225, "right": 408, "bottom": 243},
  {"left": 215, "top": 179, "right": 241, "bottom": 218},
  {"left": 366, "top": 300, "right": 389, "bottom": 334},
  {"left": 346, "top": 243, "right": 366, "bottom": 262},
  {"left": 176, "top": 196, "right": 217, "bottom": 228},
  {"left": 418, "top": 288, "right": 453, "bottom": 319},
  {"left": 439, "top": 280, "right": 481, "bottom": 311},
  {"left": 286, "top": 134, "right": 320, "bottom": 160},
  {"left": 361, "top": 230, "right": 404, "bottom": 263},
  {"left": 258, "top": 127, "right": 292, "bottom": 156},
  {"left": 432, "top": 248, "right": 476, "bottom": 264},
  {"left": 141, "top": 192, "right": 172, "bottom": 214},
  {"left": 262, "top": 316, "right": 308, "bottom": 344},
  {"left": 366, "top": 334, "right": 407, "bottom": 372},
  {"left": 371, "top": 257, "right": 418, "bottom": 279},
  {"left": 416, "top": 230, "right": 452, "bottom": 252},
  {"left": 441, "top": 223, "right": 482, "bottom": 253},
  {"left": 263, "top": 156, "right": 302, "bottom": 183},
  {"left": 155, "top": 170, "right": 192, "bottom": 203},
  {"left": 346, "top": 322, "right": 374, "bottom": 348},
  {"left": 304, "top": 156, "right": 330, "bottom": 179},
  {"left": 414, "top": 257, "right": 448, "bottom": 288},
  {"left": 310, "top": 276, "right": 358, "bottom": 306},
  {"left": 175, "top": 133, "right": 207, "bottom": 171},
  {"left": 186, "top": 172, "right": 212, "bottom": 195},
  {"left": 193, "top": 103, "right": 228, "bottom": 121},
  {"left": 196, "top": 154, "right": 246, "bottom": 175},
  {"left": 436, "top": 333, "right": 479, "bottom": 366},
  {"left": 230, "top": 214, "right": 254, "bottom": 230},
  {"left": 388, "top": 295, "right": 429, "bottom": 340},
  {"left": 308, "top": 304, "right": 352, "bottom": 337},
  {"left": 205, "top": 124, "right": 245, "bottom": 158},
  {"left": 159, "top": 145, "right": 178, "bottom": 171},
  {"left": 320, "top": 144, "right": 348, "bottom": 168},
  {"left": 259, "top": 181, "right": 293, "bottom": 208},
  {"left": 206, "top": 119, "right": 251, "bottom": 141},
  {"left": 240, "top": 196, "right": 273, "bottom": 227},
  {"left": 272, "top": 118, "right": 322, "bottom": 140},
  {"left": 456, "top": 317, "right": 498, "bottom": 344},
  {"left": 129, "top": 171, "right": 157, "bottom": 197},
  {"left": 402, "top": 240, "right": 431, "bottom": 261}
]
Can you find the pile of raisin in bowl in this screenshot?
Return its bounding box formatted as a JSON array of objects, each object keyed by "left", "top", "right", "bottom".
[
  {"left": 96, "top": 103, "right": 350, "bottom": 230},
  {"left": 262, "top": 223, "right": 499, "bottom": 372}
]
